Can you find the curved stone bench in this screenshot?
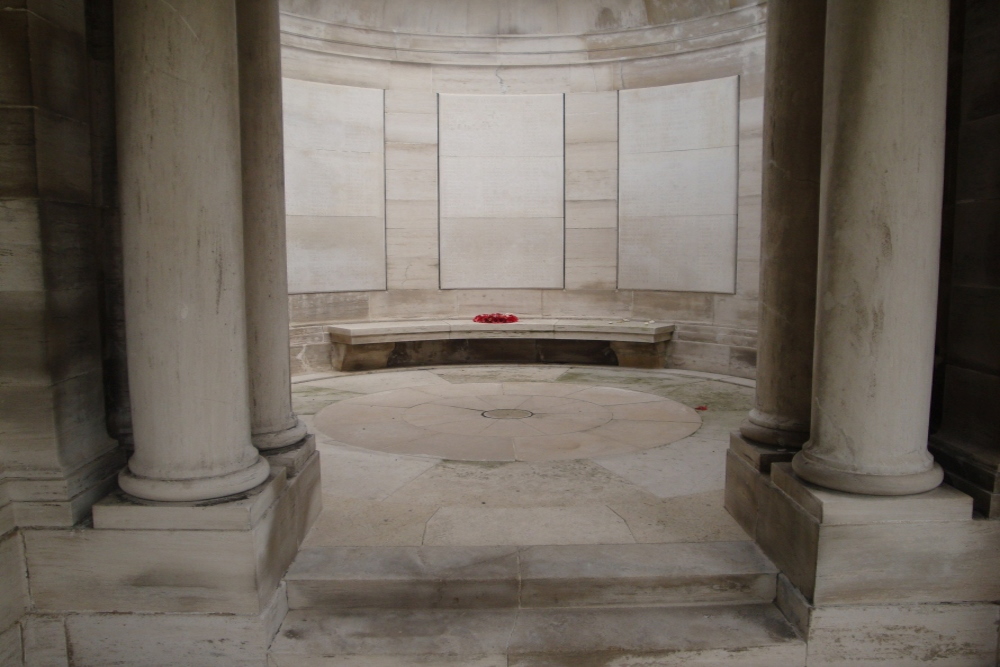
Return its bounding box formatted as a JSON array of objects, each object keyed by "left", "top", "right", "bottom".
[{"left": 325, "top": 319, "right": 676, "bottom": 371}]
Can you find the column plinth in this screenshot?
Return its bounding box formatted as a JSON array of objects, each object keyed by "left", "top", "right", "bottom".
[
  {"left": 236, "top": 0, "right": 307, "bottom": 452},
  {"left": 791, "top": 0, "right": 949, "bottom": 496},
  {"left": 738, "top": 0, "right": 825, "bottom": 450},
  {"left": 115, "top": 0, "right": 269, "bottom": 501},
  {"left": 741, "top": 409, "right": 809, "bottom": 450}
]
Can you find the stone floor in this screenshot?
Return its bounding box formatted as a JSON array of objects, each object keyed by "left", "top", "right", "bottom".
[{"left": 292, "top": 364, "right": 756, "bottom": 548}]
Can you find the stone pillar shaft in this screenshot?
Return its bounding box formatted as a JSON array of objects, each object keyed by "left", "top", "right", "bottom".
[
  {"left": 741, "top": 0, "right": 826, "bottom": 449},
  {"left": 236, "top": 0, "right": 307, "bottom": 450},
  {"left": 792, "top": 0, "right": 949, "bottom": 495},
  {"left": 115, "top": 0, "right": 269, "bottom": 501}
]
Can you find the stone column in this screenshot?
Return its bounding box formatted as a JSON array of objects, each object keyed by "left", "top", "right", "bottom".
[
  {"left": 236, "top": 0, "right": 307, "bottom": 451},
  {"left": 115, "top": 0, "right": 270, "bottom": 501},
  {"left": 739, "top": 0, "right": 826, "bottom": 449},
  {"left": 791, "top": 0, "right": 949, "bottom": 495}
]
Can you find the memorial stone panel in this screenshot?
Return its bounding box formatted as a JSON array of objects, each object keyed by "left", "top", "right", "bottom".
[
  {"left": 439, "top": 94, "right": 565, "bottom": 289},
  {"left": 283, "top": 80, "right": 386, "bottom": 292},
  {"left": 618, "top": 77, "right": 739, "bottom": 293}
]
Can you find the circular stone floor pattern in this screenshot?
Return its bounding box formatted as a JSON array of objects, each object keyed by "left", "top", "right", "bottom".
[{"left": 313, "top": 382, "right": 702, "bottom": 462}]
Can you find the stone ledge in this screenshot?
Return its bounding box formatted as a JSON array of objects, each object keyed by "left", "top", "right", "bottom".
[{"left": 327, "top": 318, "right": 676, "bottom": 345}]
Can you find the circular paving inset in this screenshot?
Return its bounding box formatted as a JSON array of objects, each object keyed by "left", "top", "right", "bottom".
[
  {"left": 313, "top": 382, "right": 702, "bottom": 462},
  {"left": 483, "top": 409, "right": 534, "bottom": 419}
]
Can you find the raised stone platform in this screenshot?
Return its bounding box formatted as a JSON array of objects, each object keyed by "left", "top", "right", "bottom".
[{"left": 325, "top": 319, "right": 676, "bottom": 371}]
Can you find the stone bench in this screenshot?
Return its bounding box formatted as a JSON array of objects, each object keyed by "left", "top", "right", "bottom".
[{"left": 325, "top": 318, "right": 676, "bottom": 371}]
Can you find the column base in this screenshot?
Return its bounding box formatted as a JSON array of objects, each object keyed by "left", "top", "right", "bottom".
[
  {"left": 792, "top": 450, "right": 944, "bottom": 496},
  {"left": 739, "top": 409, "right": 809, "bottom": 449},
  {"left": 253, "top": 418, "right": 308, "bottom": 451},
  {"left": 118, "top": 455, "right": 271, "bottom": 503}
]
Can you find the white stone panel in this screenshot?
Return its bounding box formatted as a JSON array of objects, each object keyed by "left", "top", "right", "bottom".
[
  {"left": 282, "top": 80, "right": 386, "bottom": 292},
  {"left": 440, "top": 156, "right": 563, "bottom": 219},
  {"left": 616, "top": 79, "right": 737, "bottom": 293},
  {"left": 287, "top": 216, "right": 386, "bottom": 293},
  {"left": 439, "top": 94, "right": 563, "bottom": 157},
  {"left": 438, "top": 94, "right": 564, "bottom": 288},
  {"left": 282, "top": 80, "right": 385, "bottom": 219},
  {"left": 440, "top": 218, "right": 564, "bottom": 289},
  {"left": 285, "top": 147, "right": 385, "bottom": 217},
  {"left": 619, "top": 146, "right": 737, "bottom": 218},
  {"left": 620, "top": 77, "right": 738, "bottom": 154},
  {"left": 618, "top": 215, "right": 737, "bottom": 293},
  {"left": 282, "top": 79, "right": 384, "bottom": 153}
]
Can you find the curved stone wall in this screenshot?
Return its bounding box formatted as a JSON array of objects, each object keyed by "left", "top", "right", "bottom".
[{"left": 279, "top": 0, "right": 765, "bottom": 377}]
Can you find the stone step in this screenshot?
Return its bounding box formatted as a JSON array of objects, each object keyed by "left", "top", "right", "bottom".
[
  {"left": 268, "top": 603, "right": 806, "bottom": 666},
  {"left": 285, "top": 542, "right": 778, "bottom": 610}
]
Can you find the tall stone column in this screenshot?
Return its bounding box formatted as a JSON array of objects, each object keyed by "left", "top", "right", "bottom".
[
  {"left": 115, "top": 0, "right": 270, "bottom": 501},
  {"left": 791, "top": 0, "right": 949, "bottom": 495},
  {"left": 236, "top": 0, "right": 307, "bottom": 451},
  {"left": 739, "top": 0, "right": 826, "bottom": 449}
]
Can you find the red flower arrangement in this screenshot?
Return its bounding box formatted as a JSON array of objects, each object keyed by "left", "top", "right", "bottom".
[{"left": 473, "top": 313, "right": 519, "bottom": 323}]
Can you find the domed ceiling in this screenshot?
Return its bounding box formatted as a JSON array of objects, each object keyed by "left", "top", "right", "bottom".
[{"left": 280, "top": 0, "right": 762, "bottom": 36}]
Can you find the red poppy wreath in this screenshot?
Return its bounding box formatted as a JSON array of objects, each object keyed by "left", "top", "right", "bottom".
[{"left": 472, "top": 313, "right": 519, "bottom": 323}]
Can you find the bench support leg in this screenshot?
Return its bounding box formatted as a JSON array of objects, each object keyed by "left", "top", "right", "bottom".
[
  {"left": 331, "top": 342, "right": 396, "bottom": 372},
  {"left": 610, "top": 341, "right": 668, "bottom": 369}
]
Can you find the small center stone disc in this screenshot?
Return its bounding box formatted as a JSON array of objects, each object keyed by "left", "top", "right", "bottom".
[{"left": 482, "top": 409, "right": 533, "bottom": 420}]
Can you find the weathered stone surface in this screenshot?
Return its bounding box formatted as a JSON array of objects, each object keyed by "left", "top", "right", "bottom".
[
  {"left": 92, "top": 472, "right": 288, "bottom": 531},
  {"left": 0, "top": 623, "right": 21, "bottom": 667},
  {"left": 26, "top": 455, "right": 320, "bottom": 615},
  {"left": 64, "top": 584, "right": 287, "bottom": 667},
  {"left": 518, "top": 542, "right": 775, "bottom": 607},
  {"left": 791, "top": 0, "right": 949, "bottom": 495},
  {"left": 0, "top": 531, "right": 27, "bottom": 634},
  {"left": 270, "top": 604, "right": 804, "bottom": 666},
  {"left": 771, "top": 463, "right": 972, "bottom": 525},
  {"left": 21, "top": 614, "right": 68, "bottom": 667},
  {"left": 507, "top": 604, "right": 802, "bottom": 665},
  {"left": 287, "top": 546, "right": 520, "bottom": 610},
  {"left": 806, "top": 602, "right": 1000, "bottom": 666}
]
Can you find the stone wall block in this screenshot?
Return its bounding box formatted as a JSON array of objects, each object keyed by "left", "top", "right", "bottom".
[
  {"left": 0, "top": 531, "right": 28, "bottom": 634},
  {"left": 955, "top": 114, "right": 1000, "bottom": 202},
  {"left": 26, "top": 9, "right": 88, "bottom": 121},
  {"left": 289, "top": 292, "right": 370, "bottom": 325},
  {"left": 0, "top": 108, "right": 39, "bottom": 197},
  {"left": 0, "top": 9, "right": 32, "bottom": 105},
  {"left": 806, "top": 602, "right": 1000, "bottom": 666},
  {"left": 631, "top": 291, "right": 714, "bottom": 322},
  {"left": 33, "top": 111, "right": 91, "bottom": 204}
]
